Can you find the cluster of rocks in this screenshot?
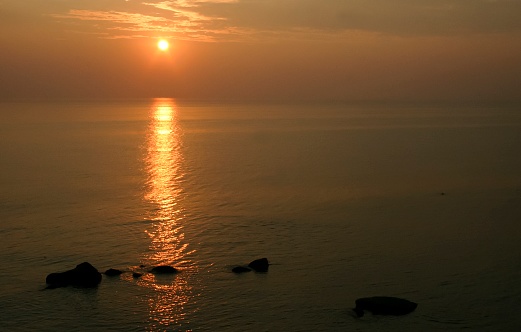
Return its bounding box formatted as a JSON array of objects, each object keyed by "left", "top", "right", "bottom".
[
  {"left": 45, "top": 262, "right": 179, "bottom": 289},
  {"left": 44, "top": 258, "right": 268, "bottom": 289},
  {"left": 44, "top": 259, "right": 417, "bottom": 318}
]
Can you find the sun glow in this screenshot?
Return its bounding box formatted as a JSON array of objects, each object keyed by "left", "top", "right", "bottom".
[{"left": 157, "top": 39, "right": 169, "bottom": 51}]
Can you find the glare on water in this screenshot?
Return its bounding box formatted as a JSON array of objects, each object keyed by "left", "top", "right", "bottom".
[{"left": 140, "top": 98, "right": 194, "bottom": 330}]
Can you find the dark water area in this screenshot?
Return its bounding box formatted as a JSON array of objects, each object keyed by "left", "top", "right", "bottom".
[{"left": 1, "top": 100, "right": 521, "bottom": 331}]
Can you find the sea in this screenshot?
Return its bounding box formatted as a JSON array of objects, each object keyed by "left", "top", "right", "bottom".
[{"left": 0, "top": 99, "right": 520, "bottom": 331}]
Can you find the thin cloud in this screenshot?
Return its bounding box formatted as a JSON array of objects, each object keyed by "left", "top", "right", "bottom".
[
  {"left": 143, "top": 1, "right": 221, "bottom": 20},
  {"left": 55, "top": 10, "right": 170, "bottom": 27},
  {"left": 51, "top": 0, "right": 521, "bottom": 42},
  {"left": 52, "top": 9, "right": 231, "bottom": 41},
  {"left": 51, "top": 0, "right": 245, "bottom": 41}
]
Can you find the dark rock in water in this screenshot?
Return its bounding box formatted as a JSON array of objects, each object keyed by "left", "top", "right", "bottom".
[
  {"left": 149, "top": 266, "right": 178, "bottom": 274},
  {"left": 248, "top": 258, "right": 269, "bottom": 272},
  {"left": 353, "top": 296, "right": 417, "bottom": 317},
  {"left": 104, "top": 268, "right": 124, "bottom": 276},
  {"left": 132, "top": 272, "right": 143, "bottom": 278},
  {"left": 232, "top": 266, "right": 252, "bottom": 273},
  {"left": 46, "top": 262, "right": 102, "bottom": 288}
]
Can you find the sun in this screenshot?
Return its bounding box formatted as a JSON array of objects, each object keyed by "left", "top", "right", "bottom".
[{"left": 157, "top": 40, "right": 169, "bottom": 51}]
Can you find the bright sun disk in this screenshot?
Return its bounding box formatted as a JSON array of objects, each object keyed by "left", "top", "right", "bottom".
[{"left": 158, "top": 40, "right": 169, "bottom": 51}]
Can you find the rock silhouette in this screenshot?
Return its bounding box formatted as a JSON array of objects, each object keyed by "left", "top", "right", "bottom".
[
  {"left": 353, "top": 296, "right": 417, "bottom": 317},
  {"left": 104, "top": 268, "right": 124, "bottom": 276},
  {"left": 149, "top": 266, "right": 178, "bottom": 274},
  {"left": 248, "top": 258, "right": 269, "bottom": 272},
  {"left": 46, "top": 262, "right": 102, "bottom": 288}
]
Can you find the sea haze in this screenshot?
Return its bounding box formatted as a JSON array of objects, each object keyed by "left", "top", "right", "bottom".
[{"left": 1, "top": 100, "right": 520, "bottom": 331}]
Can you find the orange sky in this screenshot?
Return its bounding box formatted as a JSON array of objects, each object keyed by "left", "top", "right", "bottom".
[{"left": 1, "top": 0, "right": 521, "bottom": 102}]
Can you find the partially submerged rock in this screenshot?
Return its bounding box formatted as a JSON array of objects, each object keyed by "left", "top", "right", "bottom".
[
  {"left": 149, "top": 266, "right": 178, "bottom": 274},
  {"left": 248, "top": 258, "right": 269, "bottom": 272},
  {"left": 104, "top": 268, "right": 124, "bottom": 276},
  {"left": 353, "top": 296, "right": 417, "bottom": 317},
  {"left": 46, "top": 262, "right": 102, "bottom": 288}
]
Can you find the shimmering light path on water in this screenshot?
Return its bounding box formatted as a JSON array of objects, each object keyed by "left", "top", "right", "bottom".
[{"left": 141, "top": 99, "right": 195, "bottom": 330}]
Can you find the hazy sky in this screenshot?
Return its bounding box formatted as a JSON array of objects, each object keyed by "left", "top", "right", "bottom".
[{"left": 1, "top": 0, "right": 521, "bottom": 102}]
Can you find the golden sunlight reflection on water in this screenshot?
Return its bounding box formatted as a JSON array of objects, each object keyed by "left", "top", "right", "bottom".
[{"left": 140, "top": 98, "right": 195, "bottom": 330}]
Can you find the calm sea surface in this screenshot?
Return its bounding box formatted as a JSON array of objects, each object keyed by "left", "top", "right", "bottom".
[{"left": 1, "top": 100, "right": 520, "bottom": 331}]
